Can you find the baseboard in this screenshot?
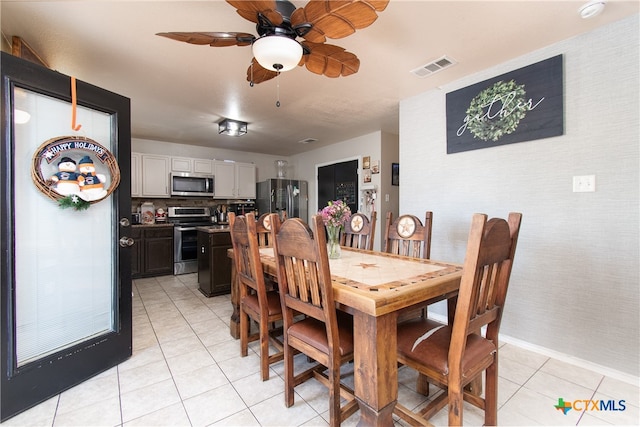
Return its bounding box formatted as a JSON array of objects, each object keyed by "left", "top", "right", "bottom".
[{"left": 427, "top": 312, "right": 639, "bottom": 386}]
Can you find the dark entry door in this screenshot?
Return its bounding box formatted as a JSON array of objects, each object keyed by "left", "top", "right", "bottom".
[
  {"left": 1, "top": 53, "right": 133, "bottom": 421},
  {"left": 318, "top": 159, "right": 358, "bottom": 214}
]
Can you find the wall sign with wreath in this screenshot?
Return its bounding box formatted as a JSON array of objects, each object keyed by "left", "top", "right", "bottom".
[
  {"left": 31, "top": 136, "right": 120, "bottom": 210},
  {"left": 446, "top": 55, "right": 564, "bottom": 154}
]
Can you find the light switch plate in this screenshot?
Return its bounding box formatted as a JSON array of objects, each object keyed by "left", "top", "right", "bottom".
[{"left": 573, "top": 175, "right": 596, "bottom": 192}]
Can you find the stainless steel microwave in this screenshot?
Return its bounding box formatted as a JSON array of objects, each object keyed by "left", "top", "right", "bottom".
[{"left": 170, "top": 172, "right": 214, "bottom": 197}]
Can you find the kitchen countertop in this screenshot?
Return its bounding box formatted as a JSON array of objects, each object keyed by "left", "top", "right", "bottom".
[
  {"left": 132, "top": 223, "right": 174, "bottom": 228},
  {"left": 196, "top": 225, "right": 230, "bottom": 233}
]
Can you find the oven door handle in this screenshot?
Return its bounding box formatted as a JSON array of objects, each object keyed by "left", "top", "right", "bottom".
[{"left": 175, "top": 226, "right": 197, "bottom": 232}]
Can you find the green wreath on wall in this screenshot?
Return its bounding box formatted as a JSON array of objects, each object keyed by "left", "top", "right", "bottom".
[{"left": 465, "top": 80, "right": 527, "bottom": 141}]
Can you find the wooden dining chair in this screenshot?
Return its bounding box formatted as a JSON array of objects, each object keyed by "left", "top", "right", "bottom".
[
  {"left": 383, "top": 211, "right": 433, "bottom": 259},
  {"left": 394, "top": 212, "right": 522, "bottom": 426},
  {"left": 384, "top": 211, "right": 433, "bottom": 323},
  {"left": 256, "top": 213, "right": 274, "bottom": 247},
  {"left": 270, "top": 214, "right": 358, "bottom": 427},
  {"left": 340, "top": 211, "right": 377, "bottom": 251},
  {"left": 229, "top": 212, "right": 284, "bottom": 381}
]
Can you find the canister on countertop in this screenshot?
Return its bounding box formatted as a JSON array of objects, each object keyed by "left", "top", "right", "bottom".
[{"left": 141, "top": 202, "right": 155, "bottom": 224}]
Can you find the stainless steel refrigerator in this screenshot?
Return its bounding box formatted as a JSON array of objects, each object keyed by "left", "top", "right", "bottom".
[{"left": 257, "top": 179, "right": 308, "bottom": 220}]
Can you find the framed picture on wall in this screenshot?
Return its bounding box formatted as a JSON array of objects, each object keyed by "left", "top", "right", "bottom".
[
  {"left": 363, "top": 168, "right": 372, "bottom": 183},
  {"left": 391, "top": 163, "right": 399, "bottom": 186},
  {"left": 371, "top": 160, "right": 380, "bottom": 174},
  {"left": 363, "top": 156, "right": 370, "bottom": 170}
]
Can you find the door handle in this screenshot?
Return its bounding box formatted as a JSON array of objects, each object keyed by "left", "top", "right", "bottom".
[
  {"left": 119, "top": 217, "right": 130, "bottom": 227},
  {"left": 119, "top": 237, "right": 134, "bottom": 247}
]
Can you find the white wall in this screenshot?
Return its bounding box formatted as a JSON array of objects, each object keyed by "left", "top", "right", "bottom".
[
  {"left": 291, "top": 131, "right": 398, "bottom": 251},
  {"left": 132, "top": 138, "right": 287, "bottom": 182},
  {"left": 400, "top": 16, "right": 639, "bottom": 377}
]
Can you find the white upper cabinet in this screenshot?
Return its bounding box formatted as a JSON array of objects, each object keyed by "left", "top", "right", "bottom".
[
  {"left": 236, "top": 163, "right": 256, "bottom": 199},
  {"left": 213, "top": 160, "right": 256, "bottom": 199},
  {"left": 212, "top": 161, "right": 236, "bottom": 199},
  {"left": 131, "top": 152, "right": 141, "bottom": 197},
  {"left": 141, "top": 154, "right": 170, "bottom": 198},
  {"left": 131, "top": 153, "right": 251, "bottom": 199},
  {"left": 171, "top": 157, "right": 191, "bottom": 173},
  {"left": 193, "top": 158, "right": 213, "bottom": 174},
  {"left": 170, "top": 157, "right": 213, "bottom": 175}
]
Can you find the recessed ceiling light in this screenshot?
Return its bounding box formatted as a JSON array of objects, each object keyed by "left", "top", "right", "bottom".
[
  {"left": 298, "top": 138, "right": 317, "bottom": 144},
  {"left": 579, "top": 1, "right": 606, "bottom": 19}
]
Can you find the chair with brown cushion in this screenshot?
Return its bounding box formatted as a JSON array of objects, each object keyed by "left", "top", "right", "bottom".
[
  {"left": 229, "top": 212, "right": 284, "bottom": 381},
  {"left": 383, "top": 211, "right": 433, "bottom": 259},
  {"left": 270, "top": 214, "right": 358, "bottom": 427},
  {"left": 340, "top": 211, "right": 377, "bottom": 251},
  {"left": 394, "top": 212, "right": 522, "bottom": 426}
]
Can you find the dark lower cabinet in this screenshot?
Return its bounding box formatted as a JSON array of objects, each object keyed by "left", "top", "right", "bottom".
[
  {"left": 132, "top": 226, "right": 174, "bottom": 278},
  {"left": 198, "top": 230, "right": 232, "bottom": 297}
]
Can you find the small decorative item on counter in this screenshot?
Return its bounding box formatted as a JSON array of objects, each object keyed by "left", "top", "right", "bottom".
[
  {"left": 155, "top": 208, "right": 167, "bottom": 223},
  {"left": 318, "top": 199, "right": 351, "bottom": 259},
  {"left": 141, "top": 202, "right": 155, "bottom": 224}
]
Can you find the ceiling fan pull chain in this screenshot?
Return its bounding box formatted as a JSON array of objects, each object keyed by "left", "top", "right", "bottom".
[
  {"left": 249, "top": 59, "right": 255, "bottom": 87},
  {"left": 274, "top": 63, "right": 283, "bottom": 108}
]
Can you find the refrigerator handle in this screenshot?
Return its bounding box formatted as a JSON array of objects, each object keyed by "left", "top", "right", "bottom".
[{"left": 287, "top": 185, "right": 293, "bottom": 218}]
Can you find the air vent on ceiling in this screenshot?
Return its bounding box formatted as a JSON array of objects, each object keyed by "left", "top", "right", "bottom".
[
  {"left": 298, "top": 138, "right": 317, "bottom": 144},
  {"left": 410, "top": 55, "right": 456, "bottom": 78}
]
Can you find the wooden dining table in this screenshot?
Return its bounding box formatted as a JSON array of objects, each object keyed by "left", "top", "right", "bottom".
[{"left": 228, "top": 246, "right": 462, "bottom": 427}]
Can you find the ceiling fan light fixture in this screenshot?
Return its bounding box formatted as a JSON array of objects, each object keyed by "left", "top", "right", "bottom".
[
  {"left": 218, "top": 118, "right": 247, "bottom": 137},
  {"left": 252, "top": 35, "right": 302, "bottom": 72},
  {"left": 579, "top": 1, "right": 606, "bottom": 19}
]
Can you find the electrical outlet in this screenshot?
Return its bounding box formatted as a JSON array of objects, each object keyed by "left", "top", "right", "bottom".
[{"left": 573, "top": 175, "right": 596, "bottom": 192}]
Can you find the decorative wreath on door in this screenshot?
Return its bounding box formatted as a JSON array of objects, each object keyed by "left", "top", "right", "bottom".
[{"left": 31, "top": 136, "right": 120, "bottom": 210}]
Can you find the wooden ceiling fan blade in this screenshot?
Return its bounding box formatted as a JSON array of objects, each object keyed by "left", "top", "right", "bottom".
[
  {"left": 246, "top": 60, "right": 278, "bottom": 84},
  {"left": 292, "top": 0, "right": 389, "bottom": 43},
  {"left": 226, "top": 0, "right": 284, "bottom": 26},
  {"left": 156, "top": 32, "right": 255, "bottom": 47},
  {"left": 302, "top": 42, "right": 360, "bottom": 77}
]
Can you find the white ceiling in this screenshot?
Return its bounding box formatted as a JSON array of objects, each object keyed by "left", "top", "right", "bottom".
[{"left": 2, "top": 1, "right": 638, "bottom": 156}]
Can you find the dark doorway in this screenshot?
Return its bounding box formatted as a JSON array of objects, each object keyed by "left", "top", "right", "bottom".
[
  {"left": 318, "top": 159, "right": 359, "bottom": 214},
  {"left": 1, "top": 52, "right": 132, "bottom": 421}
]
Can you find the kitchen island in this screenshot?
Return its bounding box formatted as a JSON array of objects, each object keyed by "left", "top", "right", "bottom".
[{"left": 196, "top": 226, "right": 232, "bottom": 297}]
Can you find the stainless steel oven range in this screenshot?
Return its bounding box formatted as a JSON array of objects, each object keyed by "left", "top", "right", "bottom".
[{"left": 168, "top": 206, "right": 212, "bottom": 275}]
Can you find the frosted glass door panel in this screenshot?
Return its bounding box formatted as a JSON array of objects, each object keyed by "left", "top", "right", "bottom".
[{"left": 13, "top": 88, "right": 115, "bottom": 366}]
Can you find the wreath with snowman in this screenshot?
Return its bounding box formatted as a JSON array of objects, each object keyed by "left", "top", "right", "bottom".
[{"left": 31, "top": 136, "right": 120, "bottom": 210}]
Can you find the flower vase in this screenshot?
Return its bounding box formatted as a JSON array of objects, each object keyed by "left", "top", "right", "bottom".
[{"left": 326, "top": 225, "right": 341, "bottom": 259}]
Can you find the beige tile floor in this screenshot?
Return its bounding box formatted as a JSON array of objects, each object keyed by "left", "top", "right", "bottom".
[{"left": 3, "top": 273, "right": 638, "bottom": 426}]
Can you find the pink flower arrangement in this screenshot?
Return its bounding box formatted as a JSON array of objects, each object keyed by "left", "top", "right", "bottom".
[{"left": 319, "top": 200, "right": 351, "bottom": 229}]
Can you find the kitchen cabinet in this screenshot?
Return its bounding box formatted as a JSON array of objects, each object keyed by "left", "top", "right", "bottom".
[
  {"left": 141, "top": 154, "right": 170, "bottom": 198},
  {"left": 131, "top": 152, "right": 141, "bottom": 197},
  {"left": 132, "top": 226, "right": 174, "bottom": 278},
  {"left": 212, "top": 160, "right": 256, "bottom": 199},
  {"left": 194, "top": 159, "right": 213, "bottom": 174},
  {"left": 171, "top": 157, "right": 213, "bottom": 174},
  {"left": 171, "top": 157, "right": 191, "bottom": 172},
  {"left": 197, "top": 229, "right": 232, "bottom": 296},
  {"left": 236, "top": 162, "right": 257, "bottom": 199}
]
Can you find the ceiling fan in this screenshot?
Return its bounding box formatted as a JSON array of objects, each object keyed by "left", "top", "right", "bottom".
[{"left": 157, "top": 0, "right": 389, "bottom": 86}]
